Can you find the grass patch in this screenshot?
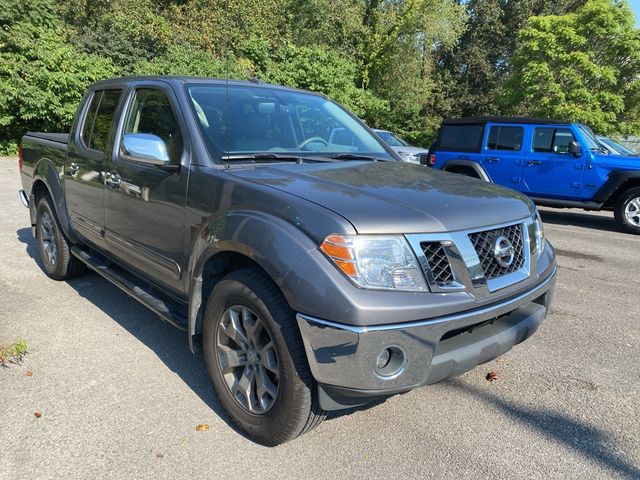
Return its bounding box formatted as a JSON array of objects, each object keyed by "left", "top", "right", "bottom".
[{"left": 0, "top": 337, "right": 29, "bottom": 367}]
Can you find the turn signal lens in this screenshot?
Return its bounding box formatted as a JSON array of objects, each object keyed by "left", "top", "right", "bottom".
[{"left": 320, "top": 234, "right": 428, "bottom": 292}]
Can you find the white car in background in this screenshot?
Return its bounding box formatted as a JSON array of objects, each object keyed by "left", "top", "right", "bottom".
[{"left": 372, "top": 129, "right": 430, "bottom": 164}]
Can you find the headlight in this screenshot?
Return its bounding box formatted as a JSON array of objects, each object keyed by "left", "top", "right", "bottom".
[
  {"left": 397, "top": 151, "right": 419, "bottom": 164},
  {"left": 320, "top": 235, "right": 427, "bottom": 291},
  {"left": 533, "top": 210, "right": 545, "bottom": 257}
]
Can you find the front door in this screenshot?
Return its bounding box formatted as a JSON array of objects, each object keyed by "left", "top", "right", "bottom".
[
  {"left": 522, "top": 126, "right": 586, "bottom": 199},
  {"left": 105, "top": 86, "right": 189, "bottom": 294},
  {"left": 65, "top": 89, "right": 123, "bottom": 249}
]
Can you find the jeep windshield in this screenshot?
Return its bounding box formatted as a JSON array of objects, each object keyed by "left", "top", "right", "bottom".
[{"left": 187, "top": 84, "right": 393, "bottom": 162}]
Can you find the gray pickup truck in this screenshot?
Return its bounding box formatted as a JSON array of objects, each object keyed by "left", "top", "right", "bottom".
[{"left": 19, "top": 76, "right": 557, "bottom": 445}]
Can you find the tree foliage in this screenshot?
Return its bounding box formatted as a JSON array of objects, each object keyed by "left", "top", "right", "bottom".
[
  {"left": 0, "top": 0, "right": 638, "bottom": 154},
  {"left": 504, "top": 0, "right": 640, "bottom": 134}
]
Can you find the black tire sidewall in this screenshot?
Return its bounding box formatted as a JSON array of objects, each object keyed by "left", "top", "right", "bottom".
[
  {"left": 614, "top": 187, "right": 640, "bottom": 234},
  {"left": 202, "top": 271, "right": 308, "bottom": 445},
  {"left": 36, "top": 197, "right": 66, "bottom": 278}
]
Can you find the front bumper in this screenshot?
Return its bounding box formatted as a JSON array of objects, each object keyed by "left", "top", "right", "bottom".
[{"left": 296, "top": 266, "right": 556, "bottom": 410}]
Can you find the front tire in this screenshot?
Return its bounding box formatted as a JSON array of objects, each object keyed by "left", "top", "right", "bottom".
[
  {"left": 614, "top": 187, "right": 640, "bottom": 234},
  {"left": 202, "top": 268, "right": 325, "bottom": 445},
  {"left": 35, "top": 195, "right": 85, "bottom": 280}
]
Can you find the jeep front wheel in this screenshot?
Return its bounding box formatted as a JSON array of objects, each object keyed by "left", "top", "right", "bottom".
[{"left": 614, "top": 187, "right": 640, "bottom": 234}]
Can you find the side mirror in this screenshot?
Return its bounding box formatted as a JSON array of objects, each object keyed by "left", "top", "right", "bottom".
[
  {"left": 568, "top": 141, "right": 582, "bottom": 157},
  {"left": 122, "top": 133, "right": 171, "bottom": 166}
]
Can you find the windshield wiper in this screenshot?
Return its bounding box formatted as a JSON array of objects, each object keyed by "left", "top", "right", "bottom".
[
  {"left": 223, "top": 153, "right": 304, "bottom": 163},
  {"left": 329, "top": 153, "right": 381, "bottom": 161}
]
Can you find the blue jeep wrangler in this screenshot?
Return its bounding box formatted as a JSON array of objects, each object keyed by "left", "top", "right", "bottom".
[{"left": 428, "top": 116, "right": 640, "bottom": 234}]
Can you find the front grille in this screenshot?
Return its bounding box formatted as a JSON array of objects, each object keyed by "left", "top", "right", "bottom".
[
  {"left": 468, "top": 224, "right": 524, "bottom": 280},
  {"left": 421, "top": 242, "right": 455, "bottom": 286},
  {"left": 418, "top": 153, "right": 430, "bottom": 165}
]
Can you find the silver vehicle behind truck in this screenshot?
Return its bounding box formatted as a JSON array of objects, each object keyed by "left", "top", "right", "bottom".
[{"left": 19, "top": 77, "right": 556, "bottom": 445}]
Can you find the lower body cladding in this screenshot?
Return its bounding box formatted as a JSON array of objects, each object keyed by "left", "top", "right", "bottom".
[{"left": 296, "top": 268, "right": 556, "bottom": 411}]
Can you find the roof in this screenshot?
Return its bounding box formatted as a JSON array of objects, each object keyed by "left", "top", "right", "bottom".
[
  {"left": 443, "top": 116, "right": 571, "bottom": 126},
  {"left": 89, "top": 75, "right": 327, "bottom": 97}
]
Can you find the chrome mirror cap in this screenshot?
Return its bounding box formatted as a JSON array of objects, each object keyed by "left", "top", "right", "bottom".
[{"left": 122, "top": 133, "right": 170, "bottom": 165}]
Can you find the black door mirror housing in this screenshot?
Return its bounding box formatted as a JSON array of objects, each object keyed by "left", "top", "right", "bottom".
[{"left": 568, "top": 141, "right": 582, "bottom": 157}]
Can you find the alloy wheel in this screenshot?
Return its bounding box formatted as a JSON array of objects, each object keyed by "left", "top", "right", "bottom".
[
  {"left": 624, "top": 197, "right": 640, "bottom": 227},
  {"left": 39, "top": 210, "right": 57, "bottom": 266},
  {"left": 216, "top": 305, "right": 280, "bottom": 414}
]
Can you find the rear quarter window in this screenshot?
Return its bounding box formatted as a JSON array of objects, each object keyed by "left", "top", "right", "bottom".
[{"left": 438, "top": 124, "right": 484, "bottom": 152}]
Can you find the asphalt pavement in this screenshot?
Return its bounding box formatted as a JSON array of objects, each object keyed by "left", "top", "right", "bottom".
[{"left": 0, "top": 158, "right": 638, "bottom": 479}]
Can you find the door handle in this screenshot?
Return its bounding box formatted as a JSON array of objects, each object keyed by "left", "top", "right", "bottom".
[
  {"left": 527, "top": 160, "right": 543, "bottom": 166},
  {"left": 69, "top": 162, "right": 79, "bottom": 176},
  {"left": 485, "top": 157, "right": 499, "bottom": 163}
]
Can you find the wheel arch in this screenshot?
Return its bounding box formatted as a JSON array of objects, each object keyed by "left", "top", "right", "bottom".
[
  {"left": 186, "top": 210, "right": 317, "bottom": 352},
  {"left": 595, "top": 171, "right": 640, "bottom": 209},
  {"left": 30, "top": 158, "right": 79, "bottom": 243},
  {"left": 441, "top": 159, "right": 491, "bottom": 182}
]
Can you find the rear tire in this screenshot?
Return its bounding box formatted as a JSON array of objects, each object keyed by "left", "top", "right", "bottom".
[
  {"left": 35, "top": 195, "right": 85, "bottom": 280},
  {"left": 613, "top": 187, "right": 640, "bottom": 234},
  {"left": 202, "top": 268, "right": 325, "bottom": 445}
]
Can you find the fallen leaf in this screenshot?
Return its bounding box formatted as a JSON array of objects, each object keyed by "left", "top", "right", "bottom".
[
  {"left": 34, "top": 411, "right": 42, "bottom": 418},
  {"left": 195, "top": 424, "right": 209, "bottom": 432},
  {"left": 486, "top": 371, "right": 499, "bottom": 382},
  {"left": 155, "top": 453, "right": 164, "bottom": 459},
  {"left": 25, "top": 370, "right": 33, "bottom": 377}
]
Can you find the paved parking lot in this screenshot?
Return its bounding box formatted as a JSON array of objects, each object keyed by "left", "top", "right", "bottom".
[{"left": 1, "top": 158, "right": 638, "bottom": 479}]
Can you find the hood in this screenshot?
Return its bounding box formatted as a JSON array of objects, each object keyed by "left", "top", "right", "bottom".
[
  {"left": 390, "top": 146, "right": 429, "bottom": 155},
  {"left": 595, "top": 152, "right": 640, "bottom": 168},
  {"left": 227, "top": 161, "right": 533, "bottom": 234}
]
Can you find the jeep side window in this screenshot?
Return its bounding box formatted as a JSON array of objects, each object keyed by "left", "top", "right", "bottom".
[
  {"left": 81, "top": 89, "right": 122, "bottom": 151},
  {"left": 533, "top": 127, "right": 575, "bottom": 154},
  {"left": 124, "top": 88, "right": 184, "bottom": 164},
  {"left": 487, "top": 126, "right": 524, "bottom": 151}
]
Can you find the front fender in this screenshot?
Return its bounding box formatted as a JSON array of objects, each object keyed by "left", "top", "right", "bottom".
[
  {"left": 31, "top": 158, "right": 79, "bottom": 243},
  {"left": 187, "top": 210, "right": 319, "bottom": 347}
]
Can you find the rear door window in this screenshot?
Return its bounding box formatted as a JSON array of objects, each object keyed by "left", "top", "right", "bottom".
[
  {"left": 81, "top": 89, "right": 122, "bottom": 151},
  {"left": 487, "top": 126, "right": 524, "bottom": 151},
  {"left": 533, "top": 127, "right": 575, "bottom": 154},
  {"left": 438, "top": 124, "right": 484, "bottom": 152}
]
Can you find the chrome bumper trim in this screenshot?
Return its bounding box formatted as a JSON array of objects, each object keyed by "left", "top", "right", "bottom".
[{"left": 298, "top": 265, "right": 556, "bottom": 334}]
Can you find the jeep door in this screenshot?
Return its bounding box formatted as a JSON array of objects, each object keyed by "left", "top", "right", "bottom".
[
  {"left": 480, "top": 123, "right": 526, "bottom": 188},
  {"left": 522, "top": 126, "right": 586, "bottom": 199},
  {"left": 104, "top": 83, "right": 189, "bottom": 295}
]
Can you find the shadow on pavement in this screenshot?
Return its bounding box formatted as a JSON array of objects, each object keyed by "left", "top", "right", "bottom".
[
  {"left": 539, "top": 209, "right": 618, "bottom": 233},
  {"left": 16, "top": 227, "right": 246, "bottom": 439},
  {"left": 450, "top": 379, "right": 640, "bottom": 479}
]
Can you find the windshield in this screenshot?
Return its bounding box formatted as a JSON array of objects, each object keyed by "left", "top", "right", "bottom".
[
  {"left": 600, "top": 137, "right": 636, "bottom": 156},
  {"left": 187, "top": 84, "right": 392, "bottom": 160},
  {"left": 578, "top": 125, "right": 602, "bottom": 152},
  {"left": 376, "top": 130, "right": 408, "bottom": 147}
]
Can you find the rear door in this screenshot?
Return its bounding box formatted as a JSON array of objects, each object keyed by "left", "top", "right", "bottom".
[
  {"left": 105, "top": 84, "right": 190, "bottom": 294},
  {"left": 522, "top": 126, "right": 586, "bottom": 199},
  {"left": 480, "top": 123, "right": 526, "bottom": 189},
  {"left": 65, "top": 88, "right": 123, "bottom": 249}
]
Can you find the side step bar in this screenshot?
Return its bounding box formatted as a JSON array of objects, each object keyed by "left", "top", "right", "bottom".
[{"left": 71, "top": 246, "right": 188, "bottom": 331}]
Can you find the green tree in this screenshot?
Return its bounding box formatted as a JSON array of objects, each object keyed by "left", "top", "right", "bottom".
[
  {"left": 504, "top": 0, "right": 640, "bottom": 134},
  {"left": 0, "top": 0, "right": 116, "bottom": 153},
  {"left": 432, "top": 0, "right": 585, "bottom": 119}
]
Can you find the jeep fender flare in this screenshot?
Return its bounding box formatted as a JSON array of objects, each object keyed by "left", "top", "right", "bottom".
[
  {"left": 30, "top": 158, "right": 79, "bottom": 243},
  {"left": 593, "top": 170, "right": 640, "bottom": 206},
  {"left": 186, "top": 210, "right": 318, "bottom": 350},
  {"left": 441, "top": 159, "right": 491, "bottom": 182}
]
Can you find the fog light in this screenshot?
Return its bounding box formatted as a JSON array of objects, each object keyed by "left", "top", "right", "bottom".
[{"left": 373, "top": 346, "right": 406, "bottom": 378}]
